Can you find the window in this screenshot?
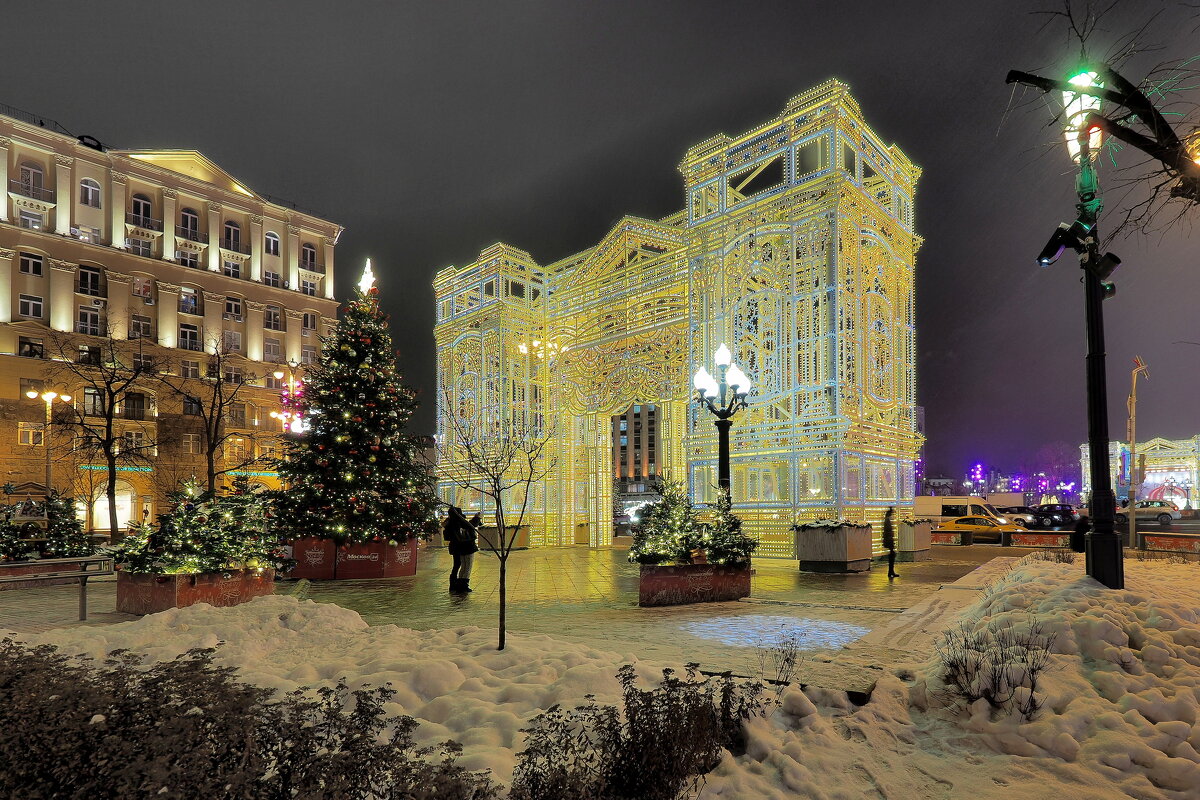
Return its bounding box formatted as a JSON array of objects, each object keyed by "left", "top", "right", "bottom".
[
  {"left": 180, "top": 208, "right": 200, "bottom": 235},
  {"left": 179, "top": 323, "right": 200, "bottom": 351},
  {"left": 179, "top": 288, "right": 199, "bottom": 315},
  {"left": 264, "top": 305, "right": 282, "bottom": 331},
  {"left": 183, "top": 433, "right": 202, "bottom": 454},
  {"left": 18, "top": 337, "right": 43, "bottom": 359},
  {"left": 183, "top": 395, "right": 202, "bottom": 415},
  {"left": 83, "top": 388, "right": 104, "bottom": 416},
  {"left": 19, "top": 210, "right": 42, "bottom": 229},
  {"left": 18, "top": 423, "right": 44, "bottom": 447},
  {"left": 223, "top": 365, "right": 244, "bottom": 384},
  {"left": 223, "top": 260, "right": 242, "bottom": 279},
  {"left": 225, "top": 297, "right": 243, "bottom": 318},
  {"left": 77, "top": 307, "right": 101, "bottom": 336},
  {"left": 300, "top": 279, "right": 317, "bottom": 296},
  {"left": 263, "top": 271, "right": 281, "bottom": 288},
  {"left": 301, "top": 344, "right": 317, "bottom": 365},
  {"left": 131, "top": 193, "right": 153, "bottom": 221},
  {"left": 132, "top": 277, "right": 153, "bottom": 298},
  {"left": 20, "top": 378, "right": 44, "bottom": 397},
  {"left": 265, "top": 232, "right": 280, "bottom": 256},
  {"left": 18, "top": 294, "right": 43, "bottom": 319},
  {"left": 79, "top": 178, "right": 101, "bottom": 208},
  {"left": 128, "top": 238, "right": 152, "bottom": 257},
  {"left": 263, "top": 337, "right": 282, "bottom": 363},
  {"left": 19, "top": 253, "right": 43, "bottom": 276},
  {"left": 223, "top": 330, "right": 243, "bottom": 352},
  {"left": 226, "top": 436, "right": 250, "bottom": 462},
  {"left": 264, "top": 375, "right": 282, "bottom": 390},
  {"left": 77, "top": 345, "right": 101, "bottom": 365},
  {"left": 130, "top": 314, "right": 152, "bottom": 340},
  {"left": 301, "top": 243, "right": 317, "bottom": 268},
  {"left": 123, "top": 392, "right": 147, "bottom": 421},
  {"left": 177, "top": 250, "right": 199, "bottom": 268},
  {"left": 119, "top": 430, "right": 147, "bottom": 454},
  {"left": 19, "top": 162, "right": 43, "bottom": 190},
  {"left": 74, "top": 225, "right": 101, "bottom": 243},
  {"left": 78, "top": 266, "right": 103, "bottom": 296},
  {"left": 302, "top": 312, "right": 318, "bottom": 333},
  {"left": 228, "top": 404, "right": 247, "bottom": 427},
  {"left": 133, "top": 352, "right": 155, "bottom": 372},
  {"left": 223, "top": 220, "right": 241, "bottom": 250},
  {"left": 180, "top": 360, "right": 200, "bottom": 378}
]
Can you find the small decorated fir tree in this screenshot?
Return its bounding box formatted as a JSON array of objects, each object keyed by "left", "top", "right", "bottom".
[
  {"left": 702, "top": 488, "right": 758, "bottom": 567},
  {"left": 41, "top": 491, "right": 93, "bottom": 559},
  {"left": 272, "top": 260, "right": 438, "bottom": 544},
  {"left": 629, "top": 478, "right": 701, "bottom": 564}
]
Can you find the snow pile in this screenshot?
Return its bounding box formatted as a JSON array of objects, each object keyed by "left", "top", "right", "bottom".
[{"left": 18, "top": 597, "right": 663, "bottom": 783}]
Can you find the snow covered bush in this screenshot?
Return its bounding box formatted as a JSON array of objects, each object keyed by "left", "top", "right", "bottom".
[
  {"left": 934, "top": 619, "right": 1057, "bottom": 720},
  {"left": 0, "top": 638, "right": 497, "bottom": 800},
  {"left": 510, "top": 664, "right": 766, "bottom": 800}
]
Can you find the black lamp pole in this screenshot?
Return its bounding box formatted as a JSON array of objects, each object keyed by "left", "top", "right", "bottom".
[{"left": 694, "top": 350, "right": 750, "bottom": 493}]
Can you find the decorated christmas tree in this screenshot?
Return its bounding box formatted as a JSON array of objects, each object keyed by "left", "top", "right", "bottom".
[
  {"left": 702, "top": 488, "right": 758, "bottom": 567},
  {"left": 629, "top": 478, "right": 701, "bottom": 564},
  {"left": 272, "top": 260, "right": 438, "bottom": 544},
  {"left": 41, "top": 491, "right": 93, "bottom": 559},
  {"left": 118, "top": 478, "right": 290, "bottom": 574}
]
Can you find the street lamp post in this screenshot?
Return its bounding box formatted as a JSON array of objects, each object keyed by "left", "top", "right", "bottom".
[
  {"left": 269, "top": 360, "right": 304, "bottom": 433},
  {"left": 692, "top": 343, "right": 751, "bottom": 492},
  {"left": 25, "top": 390, "right": 72, "bottom": 493}
]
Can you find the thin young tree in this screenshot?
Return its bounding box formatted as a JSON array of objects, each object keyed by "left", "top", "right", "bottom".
[
  {"left": 157, "top": 336, "right": 264, "bottom": 494},
  {"left": 439, "top": 394, "right": 554, "bottom": 650},
  {"left": 47, "top": 329, "right": 159, "bottom": 539}
]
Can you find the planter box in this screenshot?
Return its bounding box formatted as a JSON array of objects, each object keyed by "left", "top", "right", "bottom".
[
  {"left": 574, "top": 523, "right": 590, "bottom": 545},
  {"left": 611, "top": 535, "right": 634, "bottom": 550},
  {"left": 931, "top": 529, "right": 973, "bottom": 546},
  {"left": 794, "top": 525, "right": 873, "bottom": 572},
  {"left": 116, "top": 569, "right": 275, "bottom": 615},
  {"left": 1142, "top": 532, "right": 1200, "bottom": 554},
  {"left": 638, "top": 563, "right": 751, "bottom": 607},
  {"left": 898, "top": 521, "right": 932, "bottom": 562},
  {"left": 1010, "top": 532, "right": 1070, "bottom": 548},
  {"left": 286, "top": 537, "right": 418, "bottom": 580},
  {"left": 478, "top": 525, "right": 529, "bottom": 551}
]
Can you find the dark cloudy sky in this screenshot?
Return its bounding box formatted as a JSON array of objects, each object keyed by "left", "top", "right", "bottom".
[{"left": 10, "top": 1, "right": 1197, "bottom": 475}]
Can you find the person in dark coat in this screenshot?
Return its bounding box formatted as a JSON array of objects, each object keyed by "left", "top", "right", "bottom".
[
  {"left": 882, "top": 507, "right": 898, "bottom": 580},
  {"left": 444, "top": 506, "right": 478, "bottom": 594},
  {"left": 1071, "top": 515, "right": 1089, "bottom": 553}
]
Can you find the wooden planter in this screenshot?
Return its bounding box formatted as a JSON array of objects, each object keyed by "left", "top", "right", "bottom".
[
  {"left": 478, "top": 525, "right": 530, "bottom": 551},
  {"left": 116, "top": 568, "right": 275, "bottom": 615},
  {"left": 898, "top": 521, "right": 932, "bottom": 562},
  {"left": 794, "top": 525, "right": 873, "bottom": 572},
  {"left": 638, "top": 563, "right": 752, "bottom": 607},
  {"left": 286, "top": 537, "right": 418, "bottom": 580}
]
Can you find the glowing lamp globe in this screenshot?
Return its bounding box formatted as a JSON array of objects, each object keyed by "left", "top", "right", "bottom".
[
  {"left": 713, "top": 343, "right": 733, "bottom": 367},
  {"left": 1063, "top": 70, "right": 1103, "bottom": 162}
]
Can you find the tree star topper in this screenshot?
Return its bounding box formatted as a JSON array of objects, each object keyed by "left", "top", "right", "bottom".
[{"left": 359, "top": 258, "right": 377, "bottom": 295}]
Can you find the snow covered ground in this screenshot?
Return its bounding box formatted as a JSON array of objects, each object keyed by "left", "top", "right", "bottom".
[{"left": 13, "top": 557, "right": 1200, "bottom": 799}]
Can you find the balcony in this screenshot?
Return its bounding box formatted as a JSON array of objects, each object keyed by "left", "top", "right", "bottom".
[
  {"left": 126, "top": 213, "right": 163, "bottom": 232},
  {"left": 122, "top": 407, "right": 147, "bottom": 421},
  {"left": 299, "top": 261, "right": 325, "bottom": 274},
  {"left": 176, "top": 225, "right": 207, "bottom": 244},
  {"left": 8, "top": 180, "right": 55, "bottom": 203},
  {"left": 76, "top": 323, "right": 102, "bottom": 336},
  {"left": 179, "top": 339, "right": 203, "bottom": 352},
  {"left": 219, "top": 238, "right": 251, "bottom": 255}
]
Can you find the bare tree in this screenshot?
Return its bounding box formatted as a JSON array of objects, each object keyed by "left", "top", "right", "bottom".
[
  {"left": 156, "top": 337, "right": 266, "bottom": 494},
  {"left": 47, "top": 329, "right": 159, "bottom": 539},
  {"left": 438, "top": 390, "right": 554, "bottom": 650}
]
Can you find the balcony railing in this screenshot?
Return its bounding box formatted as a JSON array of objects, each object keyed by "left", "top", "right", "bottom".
[
  {"left": 176, "top": 225, "right": 206, "bottom": 243},
  {"left": 179, "top": 339, "right": 203, "bottom": 352},
  {"left": 219, "top": 238, "right": 251, "bottom": 255},
  {"left": 299, "top": 261, "right": 325, "bottom": 273},
  {"left": 122, "top": 407, "right": 147, "bottom": 421},
  {"left": 126, "top": 213, "right": 163, "bottom": 231},
  {"left": 76, "top": 323, "right": 102, "bottom": 336},
  {"left": 9, "top": 180, "right": 55, "bottom": 203}
]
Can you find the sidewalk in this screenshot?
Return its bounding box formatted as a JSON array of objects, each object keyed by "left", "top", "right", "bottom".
[{"left": 0, "top": 545, "right": 1036, "bottom": 689}]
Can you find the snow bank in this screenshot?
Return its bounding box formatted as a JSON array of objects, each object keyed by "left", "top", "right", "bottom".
[{"left": 15, "top": 596, "right": 666, "bottom": 783}]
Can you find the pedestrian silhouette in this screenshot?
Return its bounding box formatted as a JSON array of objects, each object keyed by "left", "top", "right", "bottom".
[{"left": 882, "top": 507, "right": 898, "bottom": 579}]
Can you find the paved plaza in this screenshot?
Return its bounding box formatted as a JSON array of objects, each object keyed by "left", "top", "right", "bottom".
[{"left": 0, "top": 545, "right": 1042, "bottom": 689}]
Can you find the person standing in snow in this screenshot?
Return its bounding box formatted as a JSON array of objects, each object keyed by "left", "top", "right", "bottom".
[
  {"left": 1071, "top": 514, "right": 1089, "bottom": 553},
  {"left": 882, "top": 506, "right": 898, "bottom": 580},
  {"left": 445, "top": 506, "right": 478, "bottom": 594}
]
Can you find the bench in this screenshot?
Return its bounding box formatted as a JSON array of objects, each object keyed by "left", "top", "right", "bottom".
[{"left": 0, "top": 555, "right": 115, "bottom": 621}]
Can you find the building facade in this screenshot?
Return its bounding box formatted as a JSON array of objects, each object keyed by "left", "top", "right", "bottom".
[
  {"left": 1082, "top": 436, "right": 1200, "bottom": 509},
  {"left": 435, "top": 81, "right": 922, "bottom": 556},
  {"left": 0, "top": 106, "right": 341, "bottom": 530}
]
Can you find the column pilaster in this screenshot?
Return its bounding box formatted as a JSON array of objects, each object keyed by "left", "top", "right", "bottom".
[
  {"left": 105, "top": 272, "right": 131, "bottom": 339},
  {"left": 0, "top": 247, "right": 14, "bottom": 323},
  {"left": 246, "top": 300, "right": 265, "bottom": 362},
  {"left": 0, "top": 137, "right": 10, "bottom": 222},
  {"left": 207, "top": 202, "right": 222, "bottom": 272},
  {"left": 161, "top": 188, "right": 177, "bottom": 260},
  {"left": 49, "top": 260, "right": 77, "bottom": 333},
  {"left": 155, "top": 282, "right": 181, "bottom": 349},
  {"left": 286, "top": 225, "right": 300, "bottom": 290},
  {"left": 322, "top": 236, "right": 336, "bottom": 299},
  {"left": 109, "top": 172, "right": 128, "bottom": 248},
  {"left": 53, "top": 156, "right": 73, "bottom": 235},
  {"left": 249, "top": 214, "right": 264, "bottom": 282}
]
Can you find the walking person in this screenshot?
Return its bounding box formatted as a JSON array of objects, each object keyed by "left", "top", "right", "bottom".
[
  {"left": 882, "top": 506, "right": 898, "bottom": 580},
  {"left": 445, "top": 506, "right": 478, "bottom": 594}
]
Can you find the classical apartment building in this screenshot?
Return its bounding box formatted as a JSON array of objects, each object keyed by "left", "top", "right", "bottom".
[{"left": 0, "top": 105, "right": 341, "bottom": 531}]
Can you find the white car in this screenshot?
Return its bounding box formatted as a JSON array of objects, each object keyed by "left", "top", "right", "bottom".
[{"left": 1115, "top": 500, "right": 1182, "bottom": 527}]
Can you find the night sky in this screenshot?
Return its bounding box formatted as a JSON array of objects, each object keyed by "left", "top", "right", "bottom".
[{"left": 10, "top": 1, "right": 1197, "bottom": 476}]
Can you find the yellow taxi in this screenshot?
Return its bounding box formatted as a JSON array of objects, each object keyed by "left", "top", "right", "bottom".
[{"left": 935, "top": 516, "right": 1030, "bottom": 544}]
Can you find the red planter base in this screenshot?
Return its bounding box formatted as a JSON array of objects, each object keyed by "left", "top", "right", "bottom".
[
  {"left": 286, "top": 537, "right": 418, "bottom": 580},
  {"left": 1010, "top": 532, "right": 1070, "bottom": 548},
  {"left": 116, "top": 569, "right": 275, "bottom": 615},
  {"left": 638, "top": 563, "right": 751, "bottom": 607}
]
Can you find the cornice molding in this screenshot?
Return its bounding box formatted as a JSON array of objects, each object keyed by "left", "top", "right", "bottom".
[
  {"left": 245, "top": 300, "right": 267, "bottom": 312},
  {"left": 49, "top": 259, "right": 77, "bottom": 272},
  {"left": 161, "top": 188, "right": 177, "bottom": 200},
  {"left": 0, "top": 248, "right": 15, "bottom": 260},
  {"left": 111, "top": 172, "right": 128, "bottom": 185},
  {"left": 208, "top": 201, "right": 223, "bottom": 214},
  {"left": 287, "top": 225, "right": 301, "bottom": 236},
  {"left": 203, "top": 291, "right": 224, "bottom": 302},
  {"left": 0, "top": 137, "right": 12, "bottom": 149},
  {"left": 54, "top": 155, "right": 73, "bottom": 168},
  {"left": 156, "top": 281, "right": 182, "bottom": 293},
  {"left": 105, "top": 272, "right": 132, "bottom": 284}
]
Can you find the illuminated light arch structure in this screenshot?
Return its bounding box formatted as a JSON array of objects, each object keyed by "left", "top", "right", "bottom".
[{"left": 434, "top": 81, "right": 922, "bottom": 556}]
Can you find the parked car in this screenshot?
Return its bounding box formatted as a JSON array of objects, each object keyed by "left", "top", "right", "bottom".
[
  {"left": 935, "top": 516, "right": 1030, "bottom": 544},
  {"left": 1115, "top": 500, "right": 1181, "bottom": 527},
  {"left": 996, "top": 506, "right": 1044, "bottom": 528},
  {"left": 1036, "top": 504, "right": 1080, "bottom": 527}
]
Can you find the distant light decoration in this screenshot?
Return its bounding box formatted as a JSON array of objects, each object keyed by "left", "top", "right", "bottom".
[
  {"left": 270, "top": 371, "right": 307, "bottom": 433},
  {"left": 1010, "top": 475, "right": 1025, "bottom": 491},
  {"left": 1063, "top": 70, "right": 1103, "bottom": 162},
  {"left": 970, "top": 463, "right": 984, "bottom": 484}
]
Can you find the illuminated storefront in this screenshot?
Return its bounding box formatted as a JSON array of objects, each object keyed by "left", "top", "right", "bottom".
[{"left": 1082, "top": 436, "right": 1200, "bottom": 508}]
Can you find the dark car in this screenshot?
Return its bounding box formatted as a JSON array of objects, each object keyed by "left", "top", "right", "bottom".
[{"left": 1036, "top": 504, "right": 1080, "bottom": 527}]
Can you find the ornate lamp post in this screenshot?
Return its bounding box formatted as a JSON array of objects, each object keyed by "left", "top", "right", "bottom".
[
  {"left": 692, "top": 343, "right": 751, "bottom": 492},
  {"left": 25, "top": 389, "right": 72, "bottom": 492},
  {"left": 269, "top": 360, "right": 304, "bottom": 433}
]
